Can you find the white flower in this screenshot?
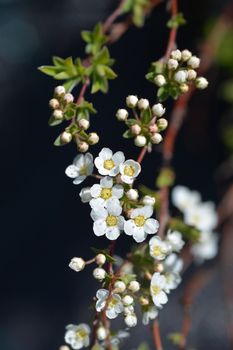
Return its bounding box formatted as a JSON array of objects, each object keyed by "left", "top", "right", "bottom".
[
  {"left": 79, "top": 187, "right": 92, "bottom": 203},
  {"left": 65, "top": 153, "right": 94, "bottom": 185},
  {"left": 96, "top": 289, "right": 124, "bottom": 319},
  {"left": 90, "top": 176, "right": 124, "bottom": 207},
  {"left": 162, "top": 253, "right": 183, "bottom": 293},
  {"left": 150, "top": 272, "right": 168, "bottom": 308},
  {"left": 125, "top": 314, "right": 137, "bottom": 327},
  {"left": 167, "top": 58, "right": 178, "bottom": 70},
  {"left": 152, "top": 103, "right": 165, "bottom": 117},
  {"left": 142, "top": 306, "right": 158, "bottom": 325},
  {"left": 94, "top": 148, "right": 125, "bottom": 176},
  {"left": 191, "top": 231, "right": 218, "bottom": 263},
  {"left": 65, "top": 324, "right": 90, "bottom": 349},
  {"left": 195, "top": 77, "right": 208, "bottom": 89},
  {"left": 149, "top": 236, "right": 169, "bottom": 260},
  {"left": 166, "top": 230, "right": 185, "bottom": 252},
  {"left": 91, "top": 198, "right": 125, "bottom": 240},
  {"left": 170, "top": 49, "right": 182, "bottom": 61},
  {"left": 184, "top": 201, "right": 217, "bottom": 231},
  {"left": 124, "top": 206, "right": 159, "bottom": 242},
  {"left": 69, "top": 257, "right": 85, "bottom": 272},
  {"left": 128, "top": 280, "right": 140, "bottom": 292},
  {"left": 172, "top": 185, "right": 201, "bottom": 212},
  {"left": 93, "top": 267, "right": 106, "bottom": 280},
  {"left": 119, "top": 159, "right": 141, "bottom": 184}
]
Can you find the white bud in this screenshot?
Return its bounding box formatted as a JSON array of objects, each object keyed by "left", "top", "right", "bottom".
[
  {"left": 114, "top": 281, "right": 126, "bottom": 293},
  {"left": 88, "top": 132, "right": 99, "bottom": 145},
  {"left": 195, "top": 77, "right": 208, "bottom": 89},
  {"left": 128, "top": 280, "right": 140, "bottom": 292},
  {"left": 59, "top": 346, "right": 70, "bottom": 350},
  {"left": 95, "top": 253, "right": 106, "bottom": 266},
  {"left": 61, "top": 131, "right": 72, "bottom": 144},
  {"left": 170, "top": 49, "right": 182, "bottom": 61},
  {"left": 126, "top": 189, "right": 139, "bottom": 201},
  {"left": 187, "top": 69, "right": 197, "bottom": 81},
  {"left": 149, "top": 124, "right": 158, "bottom": 133},
  {"left": 124, "top": 305, "right": 134, "bottom": 315},
  {"left": 93, "top": 267, "right": 106, "bottom": 280},
  {"left": 157, "top": 118, "right": 168, "bottom": 131},
  {"left": 122, "top": 295, "right": 134, "bottom": 306},
  {"left": 116, "top": 108, "right": 128, "bottom": 121},
  {"left": 63, "top": 93, "right": 74, "bottom": 104},
  {"left": 187, "top": 56, "right": 200, "bottom": 69},
  {"left": 154, "top": 74, "right": 166, "bottom": 87},
  {"left": 134, "top": 135, "right": 147, "bottom": 147},
  {"left": 126, "top": 95, "right": 138, "bottom": 108},
  {"left": 179, "top": 83, "right": 189, "bottom": 93},
  {"left": 152, "top": 103, "right": 165, "bottom": 117},
  {"left": 78, "top": 119, "right": 90, "bottom": 130},
  {"left": 53, "top": 109, "right": 63, "bottom": 120},
  {"left": 139, "top": 297, "right": 149, "bottom": 306},
  {"left": 79, "top": 187, "right": 92, "bottom": 203},
  {"left": 125, "top": 314, "right": 137, "bottom": 328},
  {"left": 54, "top": 85, "right": 65, "bottom": 96},
  {"left": 131, "top": 124, "right": 141, "bottom": 135},
  {"left": 142, "top": 195, "right": 156, "bottom": 206},
  {"left": 174, "top": 70, "right": 188, "bottom": 84},
  {"left": 49, "top": 98, "right": 60, "bottom": 109},
  {"left": 181, "top": 49, "right": 192, "bottom": 61},
  {"left": 151, "top": 133, "right": 163, "bottom": 144},
  {"left": 69, "top": 257, "right": 85, "bottom": 272},
  {"left": 78, "top": 141, "right": 89, "bottom": 153},
  {"left": 137, "top": 98, "right": 149, "bottom": 110},
  {"left": 97, "top": 327, "right": 107, "bottom": 341},
  {"left": 167, "top": 58, "right": 179, "bottom": 70}
]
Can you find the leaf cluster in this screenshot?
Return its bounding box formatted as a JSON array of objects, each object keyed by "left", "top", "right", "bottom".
[{"left": 122, "top": 0, "right": 150, "bottom": 27}]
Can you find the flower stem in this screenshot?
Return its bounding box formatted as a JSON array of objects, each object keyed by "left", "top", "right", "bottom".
[
  {"left": 164, "top": 0, "right": 178, "bottom": 59},
  {"left": 152, "top": 319, "right": 163, "bottom": 350},
  {"left": 137, "top": 146, "right": 147, "bottom": 164}
]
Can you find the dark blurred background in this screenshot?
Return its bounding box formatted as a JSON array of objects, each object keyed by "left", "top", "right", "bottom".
[{"left": 0, "top": 0, "right": 232, "bottom": 350}]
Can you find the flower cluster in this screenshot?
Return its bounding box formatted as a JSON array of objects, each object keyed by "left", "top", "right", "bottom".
[
  {"left": 147, "top": 49, "right": 209, "bottom": 101},
  {"left": 49, "top": 85, "right": 99, "bottom": 151},
  {"left": 172, "top": 185, "right": 218, "bottom": 263},
  {"left": 116, "top": 96, "right": 168, "bottom": 147},
  {"left": 65, "top": 147, "right": 160, "bottom": 242}
]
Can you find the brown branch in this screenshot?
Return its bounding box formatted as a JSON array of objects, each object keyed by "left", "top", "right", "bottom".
[
  {"left": 137, "top": 146, "right": 148, "bottom": 164},
  {"left": 152, "top": 319, "right": 164, "bottom": 350},
  {"left": 165, "top": 0, "right": 178, "bottom": 59}
]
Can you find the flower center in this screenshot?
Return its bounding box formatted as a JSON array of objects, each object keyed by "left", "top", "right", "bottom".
[
  {"left": 79, "top": 166, "right": 87, "bottom": 176},
  {"left": 76, "top": 329, "right": 87, "bottom": 340},
  {"left": 106, "top": 215, "right": 118, "bottom": 227},
  {"left": 153, "top": 246, "right": 163, "bottom": 257},
  {"left": 100, "top": 188, "right": 112, "bottom": 200},
  {"left": 104, "top": 159, "right": 115, "bottom": 170},
  {"left": 151, "top": 285, "right": 161, "bottom": 295},
  {"left": 134, "top": 215, "right": 145, "bottom": 227},
  {"left": 108, "top": 297, "right": 118, "bottom": 308},
  {"left": 124, "top": 165, "right": 135, "bottom": 177}
]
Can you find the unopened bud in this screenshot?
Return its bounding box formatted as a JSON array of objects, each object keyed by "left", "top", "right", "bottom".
[
  {"left": 174, "top": 70, "right": 187, "bottom": 84},
  {"left": 126, "top": 189, "right": 139, "bottom": 201},
  {"left": 156, "top": 263, "right": 164, "bottom": 273},
  {"left": 187, "top": 69, "right": 197, "bottom": 81},
  {"left": 154, "top": 74, "right": 166, "bottom": 87},
  {"left": 187, "top": 56, "right": 200, "bottom": 69},
  {"left": 88, "top": 132, "right": 99, "bottom": 145},
  {"left": 149, "top": 124, "right": 158, "bottom": 133},
  {"left": 63, "top": 93, "right": 74, "bottom": 104},
  {"left": 157, "top": 118, "right": 168, "bottom": 131},
  {"left": 53, "top": 109, "right": 63, "bottom": 120},
  {"left": 61, "top": 131, "right": 72, "bottom": 144},
  {"left": 125, "top": 314, "right": 137, "bottom": 328},
  {"left": 195, "top": 77, "right": 208, "bottom": 90},
  {"left": 181, "top": 49, "right": 192, "bottom": 61},
  {"left": 49, "top": 98, "right": 60, "bottom": 109},
  {"left": 78, "top": 141, "right": 89, "bottom": 153},
  {"left": 116, "top": 108, "right": 128, "bottom": 121},
  {"left": 69, "top": 257, "right": 85, "bottom": 272},
  {"left": 54, "top": 85, "right": 65, "bottom": 96},
  {"left": 152, "top": 103, "right": 165, "bottom": 117},
  {"left": 167, "top": 58, "right": 179, "bottom": 70},
  {"left": 126, "top": 95, "right": 138, "bottom": 108},
  {"left": 142, "top": 195, "right": 156, "bottom": 206},
  {"left": 131, "top": 124, "right": 141, "bottom": 135},
  {"left": 122, "top": 295, "right": 134, "bottom": 306},
  {"left": 170, "top": 49, "right": 182, "bottom": 61},
  {"left": 151, "top": 133, "right": 163, "bottom": 144},
  {"left": 97, "top": 327, "right": 107, "bottom": 341},
  {"left": 139, "top": 296, "right": 149, "bottom": 306},
  {"left": 137, "top": 98, "right": 149, "bottom": 110},
  {"left": 180, "top": 83, "right": 189, "bottom": 93},
  {"left": 134, "top": 135, "right": 147, "bottom": 147},
  {"left": 95, "top": 254, "right": 106, "bottom": 266},
  {"left": 128, "top": 280, "right": 140, "bottom": 292},
  {"left": 93, "top": 267, "right": 106, "bottom": 281},
  {"left": 114, "top": 281, "right": 126, "bottom": 293},
  {"left": 78, "top": 119, "right": 90, "bottom": 130}
]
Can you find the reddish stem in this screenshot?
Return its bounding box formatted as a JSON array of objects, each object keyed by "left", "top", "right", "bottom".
[
  {"left": 164, "top": 0, "right": 178, "bottom": 59},
  {"left": 152, "top": 319, "right": 164, "bottom": 350},
  {"left": 137, "top": 146, "right": 147, "bottom": 164}
]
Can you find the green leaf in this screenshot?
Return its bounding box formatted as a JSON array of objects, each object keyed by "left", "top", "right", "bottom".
[
  {"left": 137, "top": 343, "right": 150, "bottom": 350},
  {"left": 157, "top": 86, "right": 169, "bottom": 102},
  {"left": 63, "top": 78, "right": 81, "bottom": 92},
  {"left": 156, "top": 167, "right": 175, "bottom": 188},
  {"left": 82, "top": 23, "right": 108, "bottom": 55},
  {"left": 48, "top": 115, "right": 63, "bottom": 126},
  {"left": 167, "top": 332, "right": 183, "bottom": 345},
  {"left": 38, "top": 65, "right": 60, "bottom": 76},
  {"left": 141, "top": 108, "right": 152, "bottom": 124},
  {"left": 91, "top": 344, "right": 103, "bottom": 350},
  {"left": 54, "top": 135, "right": 65, "bottom": 146},
  {"left": 123, "top": 129, "right": 134, "bottom": 138},
  {"left": 126, "top": 118, "right": 138, "bottom": 126},
  {"left": 122, "top": 0, "right": 150, "bottom": 27},
  {"left": 215, "top": 29, "right": 233, "bottom": 71},
  {"left": 167, "top": 12, "right": 186, "bottom": 28},
  {"left": 169, "top": 218, "right": 201, "bottom": 243}
]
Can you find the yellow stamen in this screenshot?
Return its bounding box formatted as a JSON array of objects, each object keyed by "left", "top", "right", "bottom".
[
  {"left": 151, "top": 285, "right": 161, "bottom": 295},
  {"left": 134, "top": 215, "right": 145, "bottom": 227},
  {"left": 104, "top": 159, "right": 115, "bottom": 170},
  {"left": 100, "top": 188, "right": 112, "bottom": 200},
  {"left": 124, "top": 165, "right": 135, "bottom": 177},
  {"left": 79, "top": 166, "right": 87, "bottom": 176},
  {"left": 106, "top": 215, "right": 118, "bottom": 227}
]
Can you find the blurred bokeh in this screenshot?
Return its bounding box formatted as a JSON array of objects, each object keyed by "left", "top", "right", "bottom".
[{"left": 0, "top": 0, "right": 232, "bottom": 350}]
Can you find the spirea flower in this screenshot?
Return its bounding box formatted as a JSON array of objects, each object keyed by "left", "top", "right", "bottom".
[
  {"left": 124, "top": 205, "right": 159, "bottom": 242},
  {"left": 69, "top": 257, "right": 85, "bottom": 272},
  {"left": 184, "top": 202, "right": 217, "bottom": 231},
  {"left": 79, "top": 187, "right": 92, "bottom": 203},
  {"left": 119, "top": 159, "right": 141, "bottom": 184},
  {"left": 89, "top": 176, "right": 124, "bottom": 208},
  {"left": 150, "top": 272, "right": 168, "bottom": 308},
  {"left": 94, "top": 148, "right": 125, "bottom": 176},
  {"left": 91, "top": 198, "right": 125, "bottom": 240},
  {"left": 162, "top": 253, "right": 183, "bottom": 293},
  {"left": 171, "top": 185, "right": 201, "bottom": 212},
  {"left": 149, "top": 236, "right": 169, "bottom": 260},
  {"left": 65, "top": 153, "right": 94, "bottom": 185},
  {"left": 96, "top": 289, "right": 124, "bottom": 319},
  {"left": 64, "top": 324, "right": 90, "bottom": 349},
  {"left": 166, "top": 230, "right": 185, "bottom": 253},
  {"left": 142, "top": 306, "right": 158, "bottom": 325},
  {"left": 191, "top": 231, "right": 218, "bottom": 263}
]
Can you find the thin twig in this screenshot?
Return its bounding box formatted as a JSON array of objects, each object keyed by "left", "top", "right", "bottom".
[
  {"left": 152, "top": 319, "right": 164, "bottom": 350},
  {"left": 165, "top": 0, "right": 178, "bottom": 59}
]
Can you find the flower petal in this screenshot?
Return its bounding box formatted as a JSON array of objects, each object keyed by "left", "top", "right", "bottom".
[
  {"left": 90, "top": 184, "right": 101, "bottom": 198},
  {"left": 124, "top": 219, "right": 136, "bottom": 236},
  {"left": 105, "top": 227, "right": 120, "bottom": 240},
  {"left": 112, "top": 151, "right": 125, "bottom": 165},
  {"left": 73, "top": 175, "right": 86, "bottom": 185},
  {"left": 93, "top": 220, "right": 106, "bottom": 236},
  {"left": 112, "top": 185, "right": 124, "bottom": 199},
  {"left": 99, "top": 147, "right": 113, "bottom": 160},
  {"left": 100, "top": 176, "right": 113, "bottom": 188},
  {"left": 144, "top": 218, "right": 159, "bottom": 234},
  {"left": 65, "top": 165, "right": 79, "bottom": 178},
  {"left": 133, "top": 227, "right": 146, "bottom": 242},
  {"left": 107, "top": 198, "right": 122, "bottom": 216}
]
